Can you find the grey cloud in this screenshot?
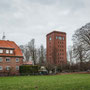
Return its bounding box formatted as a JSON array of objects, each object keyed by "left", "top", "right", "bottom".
[{"left": 0, "top": 0, "right": 90, "bottom": 47}]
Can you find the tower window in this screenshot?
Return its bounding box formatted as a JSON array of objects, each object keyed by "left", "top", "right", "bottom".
[
  {"left": 56, "top": 36, "right": 58, "bottom": 39},
  {"left": 0, "top": 57, "right": 2, "bottom": 62},
  {"left": 63, "top": 37, "right": 64, "bottom": 40},
  {"left": 49, "top": 37, "right": 52, "bottom": 40},
  {"left": 59, "top": 36, "right": 62, "bottom": 40}
]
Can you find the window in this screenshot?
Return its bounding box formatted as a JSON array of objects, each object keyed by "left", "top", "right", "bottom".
[
  {"left": 6, "top": 50, "right": 9, "bottom": 54},
  {"left": 0, "top": 49, "right": 3, "bottom": 53},
  {"left": 6, "top": 66, "right": 10, "bottom": 70},
  {"left": 0, "top": 57, "right": 2, "bottom": 62},
  {"left": 0, "top": 66, "right": 2, "bottom": 70},
  {"left": 16, "top": 58, "right": 19, "bottom": 62},
  {"left": 56, "top": 36, "right": 58, "bottom": 39},
  {"left": 59, "top": 36, "right": 62, "bottom": 40},
  {"left": 6, "top": 58, "right": 10, "bottom": 62},
  {"left": 63, "top": 37, "right": 64, "bottom": 40},
  {"left": 49, "top": 37, "right": 52, "bottom": 40},
  {"left": 10, "top": 50, "right": 13, "bottom": 54},
  {"left": 16, "top": 66, "right": 19, "bottom": 70}
]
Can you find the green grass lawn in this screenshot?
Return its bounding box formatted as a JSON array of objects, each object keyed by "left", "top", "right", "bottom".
[{"left": 0, "top": 74, "right": 90, "bottom": 90}]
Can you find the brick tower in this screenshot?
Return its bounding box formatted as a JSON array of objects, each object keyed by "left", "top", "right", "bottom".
[{"left": 46, "top": 31, "right": 67, "bottom": 65}]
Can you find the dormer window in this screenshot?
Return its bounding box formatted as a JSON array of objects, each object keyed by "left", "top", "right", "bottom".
[
  {"left": 0, "top": 49, "right": 3, "bottom": 54},
  {"left": 6, "top": 50, "right": 9, "bottom": 54},
  {"left": 10, "top": 50, "right": 13, "bottom": 54}
]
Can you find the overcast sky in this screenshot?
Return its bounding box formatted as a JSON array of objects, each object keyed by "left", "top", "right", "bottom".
[{"left": 0, "top": 0, "right": 90, "bottom": 48}]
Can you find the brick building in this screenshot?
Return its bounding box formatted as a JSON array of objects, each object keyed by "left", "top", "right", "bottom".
[
  {"left": 0, "top": 40, "right": 23, "bottom": 75},
  {"left": 46, "top": 31, "right": 67, "bottom": 65}
]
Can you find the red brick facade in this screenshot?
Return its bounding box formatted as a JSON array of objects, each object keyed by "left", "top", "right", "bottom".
[
  {"left": 0, "top": 40, "right": 23, "bottom": 75},
  {"left": 46, "top": 31, "right": 67, "bottom": 65}
]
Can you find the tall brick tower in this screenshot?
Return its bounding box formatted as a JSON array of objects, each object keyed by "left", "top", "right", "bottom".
[{"left": 46, "top": 31, "right": 67, "bottom": 65}]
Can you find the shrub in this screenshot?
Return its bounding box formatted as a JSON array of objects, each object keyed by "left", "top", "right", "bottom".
[{"left": 19, "top": 65, "right": 39, "bottom": 75}]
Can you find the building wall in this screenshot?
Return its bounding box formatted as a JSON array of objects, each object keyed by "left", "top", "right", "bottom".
[
  {"left": 46, "top": 31, "right": 67, "bottom": 65},
  {"left": 0, "top": 57, "right": 23, "bottom": 75}
]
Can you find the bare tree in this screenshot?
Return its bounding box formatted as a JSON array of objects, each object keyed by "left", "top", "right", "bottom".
[
  {"left": 37, "top": 45, "right": 46, "bottom": 66},
  {"left": 45, "top": 62, "right": 54, "bottom": 74},
  {"left": 73, "top": 44, "right": 86, "bottom": 70},
  {"left": 20, "top": 45, "right": 30, "bottom": 61},
  {"left": 73, "top": 23, "right": 90, "bottom": 61},
  {"left": 72, "top": 23, "right": 90, "bottom": 70},
  {"left": 28, "top": 39, "right": 37, "bottom": 65},
  {"left": 68, "top": 46, "right": 73, "bottom": 65}
]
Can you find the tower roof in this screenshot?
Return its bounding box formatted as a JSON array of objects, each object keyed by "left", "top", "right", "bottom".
[{"left": 46, "top": 31, "right": 66, "bottom": 36}]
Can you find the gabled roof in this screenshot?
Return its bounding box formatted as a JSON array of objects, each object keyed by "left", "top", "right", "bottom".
[{"left": 0, "top": 40, "right": 23, "bottom": 57}]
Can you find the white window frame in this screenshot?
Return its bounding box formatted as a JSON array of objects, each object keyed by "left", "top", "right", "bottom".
[
  {"left": 0, "top": 57, "right": 2, "bottom": 62},
  {"left": 16, "top": 66, "right": 19, "bottom": 70},
  {"left": 0, "top": 49, "right": 3, "bottom": 54},
  {"left": 16, "top": 58, "right": 19, "bottom": 62},
  {"left": 6, "top": 50, "right": 9, "bottom": 54},
  {"left": 6, "top": 58, "right": 10, "bottom": 62},
  {"left": 10, "top": 50, "right": 13, "bottom": 54},
  {"left": 0, "top": 66, "right": 2, "bottom": 70},
  {"left": 6, "top": 66, "right": 10, "bottom": 70}
]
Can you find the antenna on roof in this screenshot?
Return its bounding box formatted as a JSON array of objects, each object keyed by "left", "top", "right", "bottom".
[{"left": 2, "top": 32, "right": 6, "bottom": 40}]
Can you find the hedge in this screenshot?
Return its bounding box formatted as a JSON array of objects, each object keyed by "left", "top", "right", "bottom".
[{"left": 19, "top": 65, "right": 39, "bottom": 75}]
